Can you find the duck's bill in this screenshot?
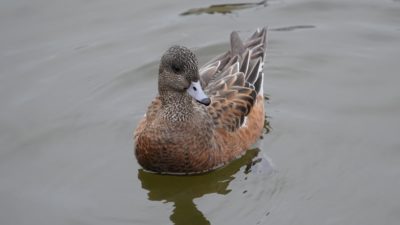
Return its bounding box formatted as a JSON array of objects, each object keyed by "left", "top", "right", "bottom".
[{"left": 187, "top": 81, "right": 211, "bottom": 106}]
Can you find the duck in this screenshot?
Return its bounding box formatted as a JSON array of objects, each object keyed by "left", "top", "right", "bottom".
[{"left": 134, "top": 28, "right": 267, "bottom": 175}]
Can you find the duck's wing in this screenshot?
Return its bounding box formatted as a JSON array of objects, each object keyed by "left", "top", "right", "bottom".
[{"left": 201, "top": 28, "right": 267, "bottom": 132}]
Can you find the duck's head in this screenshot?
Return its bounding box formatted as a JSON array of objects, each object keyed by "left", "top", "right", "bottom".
[{"left": 158, "top": 45, "right": 210, "bottom": 106}]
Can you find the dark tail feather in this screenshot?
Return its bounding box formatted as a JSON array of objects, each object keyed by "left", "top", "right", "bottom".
[{"left": 230, "top": 31, "right": 245, "bottom": 56}]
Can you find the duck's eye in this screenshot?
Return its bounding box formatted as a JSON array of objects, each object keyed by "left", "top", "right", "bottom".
[{"left": 171, "top": 64, "right": 181, "bottom": 73}]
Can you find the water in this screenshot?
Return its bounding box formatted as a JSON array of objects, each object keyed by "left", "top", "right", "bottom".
[{"left": 1, "top": 0, "right": 400, "bottom": 224}]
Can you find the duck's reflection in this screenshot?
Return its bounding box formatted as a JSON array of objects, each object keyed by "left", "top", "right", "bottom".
[{"left": 138, "top": 148, "right": 262, "bottom": 225}]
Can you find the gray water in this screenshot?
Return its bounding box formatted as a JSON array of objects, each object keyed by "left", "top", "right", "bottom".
[{"left": 1, "top": 0, "right": 400, "bottom": 225}]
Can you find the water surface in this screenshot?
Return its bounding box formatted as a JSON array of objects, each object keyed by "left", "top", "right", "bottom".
[{"left": 1, "top": 0, "right": 400, "bottom": 225}]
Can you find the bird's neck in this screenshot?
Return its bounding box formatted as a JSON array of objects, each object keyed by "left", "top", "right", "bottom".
[{"left": 159, "top": 90, "right": 194, "bottom": 122}]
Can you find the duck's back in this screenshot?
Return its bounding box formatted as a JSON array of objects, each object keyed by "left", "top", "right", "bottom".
[{"left": 198, "top": 28, "right": 267, "bottom": 168}]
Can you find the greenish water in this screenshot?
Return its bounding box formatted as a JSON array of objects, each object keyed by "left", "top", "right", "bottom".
[{"left": 1, "top": 0, "right": 400, "bottom": 225}]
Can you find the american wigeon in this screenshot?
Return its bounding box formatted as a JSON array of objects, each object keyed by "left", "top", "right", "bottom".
[{"left": 134, "top": 28, "right": 267, "bottom": 175}]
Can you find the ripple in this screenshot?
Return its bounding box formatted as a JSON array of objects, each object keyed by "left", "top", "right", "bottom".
[{"left": 271, "top": 25, "right": 316, "bottom": 32}]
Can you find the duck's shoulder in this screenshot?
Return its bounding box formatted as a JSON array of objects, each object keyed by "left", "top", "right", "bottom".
[
  {"left": 134, "top": 96, "right": 161, "bottom": 139},
  {"left": 145, "top": 96, "right": 162, "bottom": 121}
]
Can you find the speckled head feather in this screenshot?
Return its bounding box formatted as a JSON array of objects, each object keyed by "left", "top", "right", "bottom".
[
  {"left": 158, "top": 45, "right": 199, "bottom": 93},
  {"left": 134, "top": 28, "right": 268, "bottom": 175}
]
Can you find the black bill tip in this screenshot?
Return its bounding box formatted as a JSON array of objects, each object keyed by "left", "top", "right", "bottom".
[{"left": 198, "top": 97, "right": 211, "bottom": 106}]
